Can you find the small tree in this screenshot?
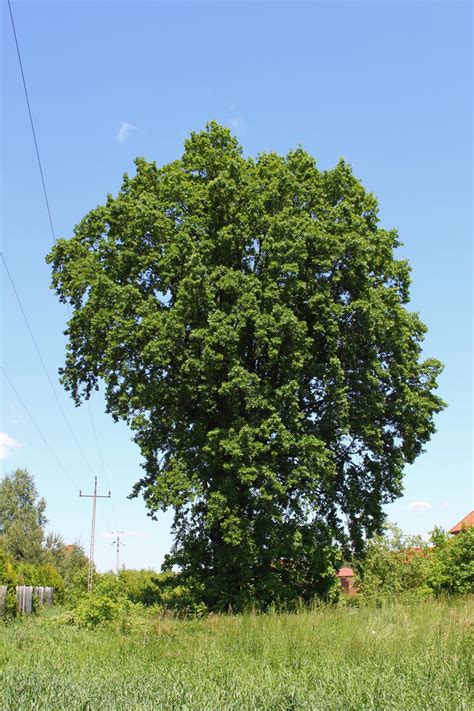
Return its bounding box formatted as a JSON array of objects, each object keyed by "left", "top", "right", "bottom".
[{"left": 0, "top": 469, "right": 47, "bottom": 563}]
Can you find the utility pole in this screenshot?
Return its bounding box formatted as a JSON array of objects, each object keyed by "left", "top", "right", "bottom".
[
  {"left": 111, "top": 532, "right": 125, "bottom": 575},
  {"left": 80, "top": 477, "right": 111, "bottom": 593}
]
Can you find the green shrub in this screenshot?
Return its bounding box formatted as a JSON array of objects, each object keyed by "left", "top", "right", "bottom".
[
  {"left": 426, "top": 526, "right": 474, "bottom": 595},
  {"left": 92, "top": 572, "right": 123, "bottom": 600},
  {"left": 118, "top": 569, "right": 169, "bottom": 606},
  {"left": 0, "top": 545, "right": 18, "bottom": 618},
  {"left": 73, "top": 594, "right": 119, "bottom": 628},
  {"left": 356, "top": 523, "right": 474, "bottom": 603},
  {"left": 63, "top": 591, "right": 146, "bottom": 630},
  {"left": 68, "top": 594, "right": 120, "bottom": 629},
  {"left": 56, "top": 542, "right": 89, "bottom": 601},
  {"left": 356, "top": 524, "right": 431, "bottom": 604}
]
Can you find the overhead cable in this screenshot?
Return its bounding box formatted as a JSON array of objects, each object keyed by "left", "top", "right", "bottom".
[{"left": 1, "top": 365, "right": 80, "bottom": 491}]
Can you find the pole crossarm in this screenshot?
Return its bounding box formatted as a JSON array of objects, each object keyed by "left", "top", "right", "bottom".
[{"left": 111, "top": 531, "right": 125, "bottom": 575}]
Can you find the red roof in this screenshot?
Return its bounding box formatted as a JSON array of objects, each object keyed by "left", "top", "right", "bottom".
[
  {"left": 449, "top": 511, "right": 474, "bottom": 534},
  {"left": 337, "top": 566, "right": 354, "bottom": 578}
]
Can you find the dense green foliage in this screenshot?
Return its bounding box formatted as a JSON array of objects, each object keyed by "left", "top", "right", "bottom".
[
  {"left": 47, "top": 122, "right": 445, "bottom": 608},
  {"left": 0, "top": 546, "right": 17, "bottom": 618},
  {"left": 0, "top": 468, "right": 47, "bottom": 563},
  {"left": 0, "top": 469, "right": 90, "bottom": 612},
  {"left": 14, "top": 562, "right": 65, "bottom": 602},
  {"left": 72, "top": 569, "right": 205, "bottom": 618},
  {"left": 355, "top": 524, "right": 431, "bottom": 603},
  {"left": 63, "top": 593, "right": 143, "bottom": 630},
  {"left": 1, "top": 598, "right": 471, "bottom": 710},
  {"left": 117, "top": 568, "right": 166, "bottom": 606},
  {"left": 356, "top": 524, "right": 474, "bottom": 603},
  {"left": 426, "top": 526, "right": 474, "bottom": 595},
  {"left": 52, "top": 542, "right": 89, "bottom": 602}
]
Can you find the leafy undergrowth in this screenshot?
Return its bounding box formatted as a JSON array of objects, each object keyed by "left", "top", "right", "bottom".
[{"left": 0, "top": 597, "right": 472, "bottom": 710}]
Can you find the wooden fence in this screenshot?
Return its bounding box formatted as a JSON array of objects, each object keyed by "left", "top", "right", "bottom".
[{"left": 0, "top": 585, "right": 53, "bottom": 614}]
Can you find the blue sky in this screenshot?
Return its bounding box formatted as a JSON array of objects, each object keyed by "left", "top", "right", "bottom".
[{"left": 1, "top": 1, "right": 472, "bottom": 571}]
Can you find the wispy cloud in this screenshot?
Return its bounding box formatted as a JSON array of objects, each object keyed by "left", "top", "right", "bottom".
[
  {"left": 116, "top": 121, "right": 136, "bottom": 143},
  {"left": 0, "top": 432, "right": 21, "bottom": 460},
  {"left": 227, "top": 104, "right": 245, "bottom": 131},
  {"left": 407, "top": 501, "right": 433, "bottom": 512}
]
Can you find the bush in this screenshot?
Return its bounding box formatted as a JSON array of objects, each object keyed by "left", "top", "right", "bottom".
[
  {"left": 91, "top": 572, "right": 123, "bottom": 600},
  {"left": 65, "top": 593, "right": 144, "bottom": 630},
  {"left": 55, "top": 542, "right": 89, "bottom": 602},
  {"left": 160, "top": 582, "right": 208, "bottom": 618},
  {"left": 356, "top": 524, "right": 431, "bottom": 604},
  {"left": 119, "top": 569, "right": 169, "bottom": 606},
  {"left": 426, "top": 526, "right": 474, "bottom": 595},
  {"left": 86, "top": 568, "right": 208, "bottom": 617},
  {"left": 0, "top": 545, "right": 18, "bottom": 619},
  {"left": 356, "top": 523, "right": 474, "bottom": 603},
  {"left": 71, "top": 594, "right": 120, "bottom": 629}
]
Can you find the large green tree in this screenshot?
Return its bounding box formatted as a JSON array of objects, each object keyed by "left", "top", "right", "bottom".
[{"left": 47, "top": 122, "right": 444, "bottom": 608}]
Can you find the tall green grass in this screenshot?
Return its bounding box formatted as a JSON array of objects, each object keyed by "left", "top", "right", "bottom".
[{"left": 0, "top": 597, "right": 472, "bottom": 710}]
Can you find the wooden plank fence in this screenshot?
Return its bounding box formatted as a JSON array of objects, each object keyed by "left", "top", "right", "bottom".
[{"left": 0, "top": 585, "right": 53, "bottom": 614}]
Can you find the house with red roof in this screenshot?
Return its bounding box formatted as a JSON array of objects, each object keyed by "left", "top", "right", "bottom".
[
  {"left": 336, "top": 566, "right": 356, "bottom": 595},
  {"left": 336, "top": 512, "right": 473, "bottom": 596},
  {"left": 449, "top": 511, "right": 474, "bottom": 535}
]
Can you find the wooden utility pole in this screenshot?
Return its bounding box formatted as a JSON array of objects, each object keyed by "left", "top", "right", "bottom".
[
  {"left": 111, "top": 532, "right": 125, "bottom": 575},
  {"left": 80, "top": 477, "right": 111, "bottom": 593}
]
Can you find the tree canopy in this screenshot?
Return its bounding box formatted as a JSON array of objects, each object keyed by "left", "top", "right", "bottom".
[
  {"left": 47, "top": 122, "right": 445, "bottom": 608},
  {"left": 0, "top": 468, "right": 47, "bottom": 563}
]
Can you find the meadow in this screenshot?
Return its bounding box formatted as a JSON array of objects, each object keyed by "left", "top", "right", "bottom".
[{"left": 0, "top": 597, "right": 472, "bottom": 710}]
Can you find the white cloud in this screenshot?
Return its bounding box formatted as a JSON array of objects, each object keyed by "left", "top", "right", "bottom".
[
  {"left": 407, "top": 501, "right": 433, "bottom": 512},
  {"left": 0, "top": 432, "right": 21, "bottom": 460},
  {"left": 115, "top": 121, "right": 136, "bottom": 143},
  {"left": 441, "top": 501, "right": 449, "bottom": 509},
  {"left": 226, "top": 104, "right": 245, "bottom": 131}
]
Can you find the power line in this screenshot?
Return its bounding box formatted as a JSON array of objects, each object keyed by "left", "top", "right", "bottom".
[
  {"left": 87, "top": 402, "right": 117, "bottom": 531},
  {"left": 1, "top": 365, "right": 80, "bottom": 491},
  {"left": 7, "top": 0, "right": 115, "bottom": 525},
  {"left": 7, "top": 0, "right": 56, "bottom": 246},
  {"left": 1, "top": 252, "right": 94, "bottom": 479}
]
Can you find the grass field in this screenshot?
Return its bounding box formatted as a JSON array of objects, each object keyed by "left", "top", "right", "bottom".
[{"left": 0, "top": 597, "right": 472, "bottom": 710}]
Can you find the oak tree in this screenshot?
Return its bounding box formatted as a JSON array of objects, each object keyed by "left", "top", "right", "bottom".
[{"left": 47, "top": 123, "right": 444, "bottom": 608}]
